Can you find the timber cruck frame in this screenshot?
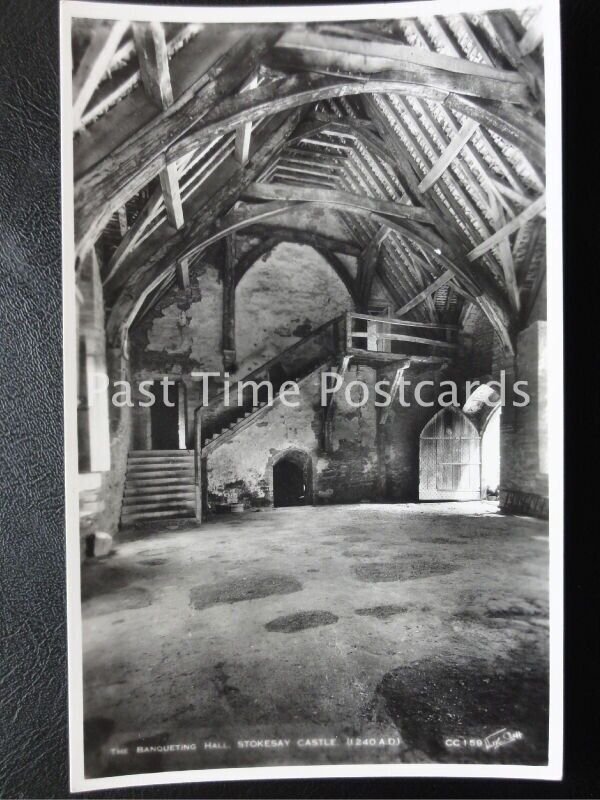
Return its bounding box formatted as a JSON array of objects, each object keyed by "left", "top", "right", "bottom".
[{"left": 71, "top": 12, "right": 547, "bottom": 356}]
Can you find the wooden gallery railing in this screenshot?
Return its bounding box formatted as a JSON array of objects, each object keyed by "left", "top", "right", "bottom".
[{"left": 345, "top": 312, "right": 458, "bottom": 361}]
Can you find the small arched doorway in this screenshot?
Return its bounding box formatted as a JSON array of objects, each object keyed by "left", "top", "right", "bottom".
[
  {"left": 481, "top": 404, "right": 501, "bottom": 499},
  {"left": 272, "top": 450, "right": 312, "bottom": 507},
  {"left": 419, "top": 407, "right": 481, "bottom": 501}
]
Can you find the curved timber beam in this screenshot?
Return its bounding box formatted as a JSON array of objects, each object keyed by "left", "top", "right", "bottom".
[
  {"left": 167, "top": 73, "right": 544, "bottom": 166},
  {"left": 105, "top": 110, "right": 303, "bottom": 347},
  {"left": 272, "top": 29, "right": 531, "bottom": 104},
  {"left": 74, "top": 31, "right": 277, "bottom": 256},
  {"left": 75, "top": 69, "right": 543, "bottom": 255},
  {"left": 178, "top": 189, "right": 434, "bottom": 269}
]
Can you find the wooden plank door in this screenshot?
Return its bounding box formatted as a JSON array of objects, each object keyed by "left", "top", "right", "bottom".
[{"left": 419, "top": 407, "right": 481, "bottom": 500}]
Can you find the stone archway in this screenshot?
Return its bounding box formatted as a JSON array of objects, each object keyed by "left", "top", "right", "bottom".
[
  {"left": 480, "top": 404, "right": 502, "bottom": 500},
  {"left": 271, "top": 448, "right": 313, "bottom": 508}
]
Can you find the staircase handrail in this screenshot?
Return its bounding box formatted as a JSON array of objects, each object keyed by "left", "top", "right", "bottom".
[{"left": 195, "top": 313, "right": 345, "bottom": 419}]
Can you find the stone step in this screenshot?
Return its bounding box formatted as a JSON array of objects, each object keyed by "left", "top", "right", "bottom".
[
  {"left": 128, "top": 456, "right": 194, "bottom": 466},
  {"left": 126, "top": 469, "right": 196, "bottom": 486},
  {"left": 127, "top": 456, "right": 194, "bottom": 465},
  {"left": 123, "top": 488, "right": 196, "bottom": 502},
  {"left": 124, "top": 476, "right": 196, "bottom": 488},
  {"left": 127, "top": 465, "right": 194, "bottom": 474},
  {"left": 121, "top": 498, "right": 196, "bottom": 513},
  {"left": 121, "top": 509, "right": 196, "bottom": 523},
  {"left": 125, "top": 474, "right": 195, "bottom": 485},
  {"left": 127, "top": 458, "right": 194, "bottom": 470},
  {"left": 206, "top": 402, "right": 272, "bottom": 444},
  {"left": 129, "top": 449, "right": 193, "bottom": 456}
]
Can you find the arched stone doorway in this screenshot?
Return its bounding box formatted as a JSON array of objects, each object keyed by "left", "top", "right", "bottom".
[
  {"left": 462, "top": 383, "right": 502, "bottom": 501},
  {"left": 272, "top": 449, "right": 313, "bottom": 507},
  {"left": 419, "top": 407, "right": 481, "bottom": 501}
]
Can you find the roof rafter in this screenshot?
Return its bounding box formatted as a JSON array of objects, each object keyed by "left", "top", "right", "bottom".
[
  {"left": 133, "top": 22, "right": 185, "bottom": 231},
  {"left": 106, "top": 109, "right": 303, "bottom": 344},
  {"left": 273, "top": 29, "right": 532, "bottom": 104},
  {"left": 72, "top": 15, "right": 546, "bottom": 352},
  {"left": 73, "top": 20, "right": 129, "bottom": 129},
  {"left": 75, "top": 31, "right": 276, "bottom": 254},
  {"left": 467, "top": 194, "right": 546, "bottom": 262}
]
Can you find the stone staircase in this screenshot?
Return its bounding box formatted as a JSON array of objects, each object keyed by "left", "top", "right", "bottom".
[
  {"left": 202, "top": 400, "right": 270, "bottom": 447},
  {"left": 120, "top": 450, "right": 197, "bottom": 525},
  {"left": 197, "top": 312, "right": 455, "bottom": 451},
  {"left": 198, "top": 314, "right": 345, "bottom": 449}
]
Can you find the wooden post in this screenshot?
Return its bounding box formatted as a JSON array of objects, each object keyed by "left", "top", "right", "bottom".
[
  {"left": 77, "top": 250, "right": 111, "bottom": 473},
  {"left": 235, "top": 74, "right": 259, "bottom": 165},
  {"left": 366, "top": 318, "right": 378, "bottom": 352},
  {"left": 222, "top": 235, "right": 236, "bottom": 369},
  {"left": 132, "top": 22, "right": 185, "bottom": 231},
  {"left": 176, "top": 257, "right": 190, "bottom": 291},
  {"left": 323, "top": 355, "right": 352, "bottom": 452},
  {"left": 345, "top": 312, "right": 354, "bottom": 353},
  {"left": 380, "top": 360, "right": 411, "bottom": 426},
  {"left": 194, "top": 412, "right": 203, "bottom": 522},
  {"left": 177, "top": 381, "right": 187, "bottom": 449}
]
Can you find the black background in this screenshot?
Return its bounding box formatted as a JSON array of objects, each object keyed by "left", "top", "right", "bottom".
[{"left": 0, "top": 0, "right": 596, "bottom": 797}]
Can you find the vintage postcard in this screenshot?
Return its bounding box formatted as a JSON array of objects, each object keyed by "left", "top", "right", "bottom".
[{"left": 61, "top": 0, "right": 563, "bottom": 790}]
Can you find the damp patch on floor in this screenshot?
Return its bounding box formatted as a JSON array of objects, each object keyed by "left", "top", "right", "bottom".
[
  {"left": 265, "top": 611, "right": 339, "bottom": 632},
  {"left": 485, "top": 598, "right": 546, "bottom": 618},
  {"left": 373, "top": 651, "right": 549, "bottom": 764},
  {"left": 353, "top": 560, "right": 457, "bottom": 583},
  {"left": 190, "top": 572, "right": 302, "bottom": 611},
  {"left": 354, "top": 605, "right": 410, "bottom": 619},
  {"left": 84, "top": 586, "right": 153, "bottom": 617},
  {"left": 454, "top": 596, "right": 548, "bottom": 624}
]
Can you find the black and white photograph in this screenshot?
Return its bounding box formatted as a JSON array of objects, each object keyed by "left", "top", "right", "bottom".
[{"left": 61, "top": 0, "right": 563, "bottom": 790}]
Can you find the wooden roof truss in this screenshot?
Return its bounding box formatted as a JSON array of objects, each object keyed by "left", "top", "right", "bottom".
[{"left": 71, "top": 9, "right": 547, "bottom": 354}]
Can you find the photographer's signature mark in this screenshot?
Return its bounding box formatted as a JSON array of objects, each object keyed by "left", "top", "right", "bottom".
[
  {"left": 445, "top": 728, "right": 523, "bottom": 751},
  {"left": 484, "top": 728, "right": 523, "bottom": 750}
]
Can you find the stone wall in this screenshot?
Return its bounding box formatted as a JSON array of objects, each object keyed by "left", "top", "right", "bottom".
[
  {"left": 77, "top": 251, "right": 131, "bottom": 547},
  {"left": 129, "top": 241, "right": 357, "bottom": 411},
  {"left": 204, "top": 365, "right": 380, "bottom": 509},
  {"left": 119, "top": 239, "right": 548, "bottom": 520},
  {"left": 380, "top": 368, "right": 448, "bottom": 502},
  {"left": 499, "top": 321, "right": 548, "bottom": 518},
  {"left": 128, "top": 240, "right": 362, "bottom": 451},
  {"left": 456, "top": 306, "right": 549, "bottom": 518},
  {"left": 236, "top": 242, "right": 354, "bottom": 375}
]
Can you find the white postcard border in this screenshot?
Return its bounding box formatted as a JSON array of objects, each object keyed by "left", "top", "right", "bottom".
[{"left": 60, "top": 0, "right": 564, "bottom": 790}]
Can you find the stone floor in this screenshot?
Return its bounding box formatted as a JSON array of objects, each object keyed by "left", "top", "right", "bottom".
[{"left": 81, "top": 502, "right": 549, "bottom": 778}]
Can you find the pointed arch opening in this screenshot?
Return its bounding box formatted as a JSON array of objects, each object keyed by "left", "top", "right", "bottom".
[
  {"left": 419, "top": 407, "right": 481, "bottom": 501},
  {"left": 481, "top": 404, "right": 502, "bottom": 501},
  {"left": 271, "top": 448, "right": 313, "bottom": 508}
]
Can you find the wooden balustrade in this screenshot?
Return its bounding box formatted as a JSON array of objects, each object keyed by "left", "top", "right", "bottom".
[{"left": 345, "top": 312, "right": 457, "bottom": 360}]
